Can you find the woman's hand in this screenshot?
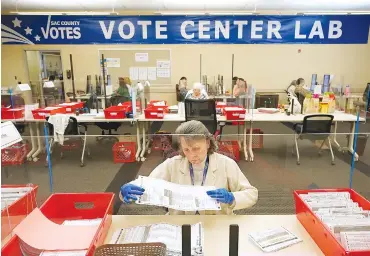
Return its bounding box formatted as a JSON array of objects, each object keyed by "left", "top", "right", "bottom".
[
  {"left": 120, "top": 184, "right": 145, "bottom": 204},
  {"left": 206, "top": 188, "right": 235, "bottom": 205}
]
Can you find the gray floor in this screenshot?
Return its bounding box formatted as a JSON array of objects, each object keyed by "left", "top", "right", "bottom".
[{"left": 2, "top": 121, "right": 369, "bottom": 214}]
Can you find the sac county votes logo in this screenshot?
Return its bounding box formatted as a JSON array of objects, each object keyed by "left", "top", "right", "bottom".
[{"left": 1, "top": 16, "right": 80, "bottom": 44}]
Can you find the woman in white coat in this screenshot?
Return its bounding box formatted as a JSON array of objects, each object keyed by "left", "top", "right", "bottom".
[{"left": 120, "top": 120, "right": 258, "bottom": 215}]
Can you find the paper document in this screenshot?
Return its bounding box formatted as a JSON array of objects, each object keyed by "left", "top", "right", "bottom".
[
  {"left": 133, "top": 176, "right": 221, "bottom": 212},
  {"left": 340, "top": 231, "right": 370, "bottom": 251},
  {"left": 129, "top": 67, "right": 139, "bottom": 80},
  {"left": 40, "top": 251, "right": 87, "bottom": 256},
  {"left": 148, "top": 67, "right": 157, "bottom": 80},
  {"left": 157, "top": 68, "right": 171, "bottom": 78},
  {"left": 111, "top": 222, "right": 204, "bottom": 256},
  {"left": 139, "top": 67, "right": 148, "bottom": 80},
  {"left": 249, "top": 227, "right": 302, "bottom": 252}
]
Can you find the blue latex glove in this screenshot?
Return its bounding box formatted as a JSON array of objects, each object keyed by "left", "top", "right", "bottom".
[
  {"left": 206, "top": 188, "right": 235, "bottom": 205},
  {"left": 120, "top": 184, "right": 145, "bottom": 204}
]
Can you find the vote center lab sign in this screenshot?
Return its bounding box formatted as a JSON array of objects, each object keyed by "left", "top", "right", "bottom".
[{"left": 1, "top": 15, "right": 370, "bottom": 44}]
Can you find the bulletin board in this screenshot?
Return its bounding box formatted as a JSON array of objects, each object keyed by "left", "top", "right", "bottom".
[{"left": 98, "top": 49, "right": 172, "bottom": 86}]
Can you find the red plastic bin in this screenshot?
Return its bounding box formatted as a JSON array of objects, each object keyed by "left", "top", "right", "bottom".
[
  {"left": 59, "top": 102, "right": 84, "bottom": 113},
  {"left": 1, "top": 184, "right": 38, "bottom": 242},
  {"left": 1, "top": 143, "right": 29, "bottom": 166},
  {"left": 32, "top": 106, "right": 66, "bottom": 119},
  {"left": 104, "top": 106, "right": 126, "bottom": 119},
  {"left": 223, "top": 107, "right": 246, "bottom": 120},
  {"left": 294, "top": 188, "right": 370, "bottom": 256},
  {"left": 144, "top": 106, "right": 169, "bottom": 119},
  {"left": 1, "top": 108, "right": 24, "bottom": 120},
  {"left": 1, "top": 192, "right": 115, "bottom": 256},
  {"left": 112, "top": 142, "right": 136, "bottom": 163},
  {"left": 217, "top": 141, "right": 240, "bottom": 162},
  {"left": 120, "top": 101, "right": 141, "bottom": 113}
]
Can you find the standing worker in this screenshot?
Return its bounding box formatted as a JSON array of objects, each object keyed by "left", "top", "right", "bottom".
[
  {"left": 120, "top": 120, "right": 258, "bottom": 215},
  {"left": 115, "top": 77, "right": 131, "bottom": 102}
]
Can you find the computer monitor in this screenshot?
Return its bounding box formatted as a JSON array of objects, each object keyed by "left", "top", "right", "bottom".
[
  {"left": 322, "top": 74, "right": 330, "bottom": 94},
  {"left": 310, "top": 74, "right": 317, "bottom": 91}
]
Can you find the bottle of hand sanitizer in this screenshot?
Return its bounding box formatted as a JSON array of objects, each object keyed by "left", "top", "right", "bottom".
[{"left": 344, "top": 85, "right": 351, "bottom": 96}]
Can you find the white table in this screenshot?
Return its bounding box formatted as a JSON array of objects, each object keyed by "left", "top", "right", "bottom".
[
  {"left": 2, "top": 113, "right": 136, "bottom": 162},
  {"left": 243, "top": 110, "right": 365, "bottom": 162},
  {"left": 104, "top": 215, "right": 324, "bottom": 256}
]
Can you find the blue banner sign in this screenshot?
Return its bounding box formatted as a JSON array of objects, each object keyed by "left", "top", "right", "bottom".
[{"left": 2, "top": 15, "right": 370, "bottom": 45}]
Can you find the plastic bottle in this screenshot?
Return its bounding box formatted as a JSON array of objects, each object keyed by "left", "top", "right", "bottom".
[
  {"left": 344, "top": 85, "right": 350, "bottom": 96},
  {"left": 313, "top": 94, "right": 320, "bottom": 113}
]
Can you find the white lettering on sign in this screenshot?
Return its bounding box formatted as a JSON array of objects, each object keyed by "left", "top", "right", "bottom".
[
  {"left": 309, "top": 21, "right": 324, "bottom": 39},
  {"left": 181, "top": 21, "right": 195, "bottom": 39},
  {"left": 215, "top": 21, "right": 230, "bottom": 39},
  {"left": 156, "top": 21, "right": 168, "bottom": 39},
  {"left": 138, "top": 21, "right": 152, "bottom": 39},
  {"left": 118, "top": 21, "right": 135, "bottom": 39},
  {"left": 294, "top": 21, "right": 306, "bottom": 39},
  {"left": 251, "top": 21, "right": 263, "bottom": 39},
  {"left": 267, "top": 21, "right": 282, "bottom": 39},
  {"left": 100, "top": 21, "right": 115, "bottom": 39},
  {"left": 233, "top": 21, "right": 249, "bottom": 39},
  {"left": 328, "top": 21, "right": 342, "bottom": 39},
  {"left": 199, "top": 21, "right": 211, "bottom": 39}
]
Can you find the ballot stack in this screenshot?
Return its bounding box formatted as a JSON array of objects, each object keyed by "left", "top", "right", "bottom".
[{"left": 294, "top": 189, "right": 370, "bottom": 255}]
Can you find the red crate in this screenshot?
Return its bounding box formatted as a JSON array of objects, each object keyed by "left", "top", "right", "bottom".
[
  {"left": 1, "top": 184, "right": 38, "bottom": 242},
  {"left": 1, "top": 143, "right": 29, "bottom": 166},
  {"left": 104, "top": 106, "right": 126, "bottom": 119},
  {"left": 120, "top": 101, "right": 141, "bottom": 113},
  {"left": 294, "top": 189, "right": 370, "bottom": 256},
  {"left": 144, "top": 106, "right": 169, "bottom": 119},
  {"left": 217, "top": 141, "right": 240, "bottom": 162},
  {"left": 32, "top": 106, "right": 66, "bottom": 119},
  {"left": 1, "top": 108, "right": 24, "bottom": 120},
  {"left": 112, "top": 142, "right": 136, "bottom": 163},
  {"left": 246, "top": 128, "right": 264, "bottom": 149},
  {"left": 59, "top": 102, "right": 84, "bottom": 113},
  {"left": 224, "top": 107, "right": 246, "bottom": 120},
  {"left": 1, "top": 192, "right": 115, "bottom": 256}
]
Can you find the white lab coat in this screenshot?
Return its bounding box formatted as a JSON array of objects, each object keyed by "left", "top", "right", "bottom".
[{"left": 149, "top": 152, "right": 258, "bottom": 215}]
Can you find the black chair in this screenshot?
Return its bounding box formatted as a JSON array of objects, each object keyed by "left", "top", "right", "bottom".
[
  {"left": 293, "top": 114, "right": 335, "bottom": 165},
  {"left": 184, "top": 99, "right": 223, "bottom": 138},
  {"left": 92, "top": 95, "right": 121, "bottom": 144},
  {"left": 46, "top": 116, "right": 90, "bottom": 167}
]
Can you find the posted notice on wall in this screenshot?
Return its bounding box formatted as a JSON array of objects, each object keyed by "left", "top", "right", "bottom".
[
  {"left": 135, "top": 53, "right": 149, "bottom": 62},
  {"left": 138, "top": 67, "right": 148, "bottom": 80},
  {"left": 17, "top": 84, "right": 31, "bottom": 91},
  {"left": 157, "top": 68, "right": 171, "bottom": 78},
  {"left": 129, "top": 67, "right": 139, "bottom": 81},
  {"left": 157, "top": 60, "right": 171, "bottom": 69},
  {"left": 1, "top": 121, "right": 22, "bottom": 149},
  {"left": 106, "top": 58, "right": 120, "bottom": 67},
  {"left": 147, "top": 67, "right": 157, "bottom": 81}
]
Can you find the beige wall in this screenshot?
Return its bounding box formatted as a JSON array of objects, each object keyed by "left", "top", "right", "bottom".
[{"left": 2, "top": 41, "right": 370, "bottom": 105}]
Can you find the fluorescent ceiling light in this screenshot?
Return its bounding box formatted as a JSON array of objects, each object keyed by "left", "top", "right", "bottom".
[
  {"left": 349, "top": 12, "right": 370, "bottom": 14},
  {"left": 9, "top": 11, "right": 117, "bottom": 15},
  {"left": 208, "top": 12, "right": 257, "bottom": 15},
  {"left": 155, "top": 11, "right": 257, "bottom": 15}
]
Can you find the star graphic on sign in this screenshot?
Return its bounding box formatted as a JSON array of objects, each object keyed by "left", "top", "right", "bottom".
[
  {"left": 24, "top": 27, "right": 33, "bottom": 35},
  {"left": 12, "top": 17, "right": 22, "bottom": 28},
  {"left": 34, "top": 35, "right": 41, "bottom": 41}
]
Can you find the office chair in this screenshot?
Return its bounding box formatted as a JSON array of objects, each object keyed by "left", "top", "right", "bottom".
[
  {"left": 45, "top": 116, "right": 90, "bottom": 167},
  {"left": 92, "top": 95, "right": 121, "bottom": 144},
  {"left": 184, "top": 99, "right": 223, "bottom": 138},
  {"left": 292, "top": 114, "right": 335, "bottom": 165}
]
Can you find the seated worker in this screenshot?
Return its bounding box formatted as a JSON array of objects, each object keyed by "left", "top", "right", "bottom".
[
  {"left": 233, "top": 78, "right": 247, "bottom": 97},
  {"left": 185, "top": 83, "right": 208, "bottom": 100},
  {"left": 176, "top": 77, "right": 188, "bottom": 102},
  {"left": 115, "top": 77, "right": 131, "bottom": 102},
  {"left": 120, "top": 120, "right": 258, "bottom": 215}
]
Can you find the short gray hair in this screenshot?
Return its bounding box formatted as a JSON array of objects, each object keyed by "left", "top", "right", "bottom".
[{"left": 172, "top": 120, "right": 217, "bottom": 156}]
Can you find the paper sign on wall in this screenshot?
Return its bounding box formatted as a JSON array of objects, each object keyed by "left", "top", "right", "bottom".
[
  {"left": 138, "top": 67, "right": 148, "bottom": 80},
  {"left": 135, "top": 53, "right": 149, "bottom": 62},
  {"left": 147, "top": 67, "right": 157, "bottom": 81},
  {"left": 157, "top": 60, "right": 171, "bottom": 69},
  {"left": 129, "top": 67, "right": 139, "bottom": 80},
  {"left": 106, "top": 58, "right": 120, "bottom": 67},
  {"left": 17, "top": 84, "right": 31, "bottom": 91},
  {"left": 157, "top": 68, "right": 171, "bottom": 78},
  {"left": 1, "top": 121, "right": 22, "bottom": 149}
]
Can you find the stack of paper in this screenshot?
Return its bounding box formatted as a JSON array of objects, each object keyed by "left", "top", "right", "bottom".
[
  {"left": 1, "top": 186, "right": 33, "bottom": 211},
  {"left": 300, "top": 192, "right": 370, "bottom": 251},
  {"left": 132, "top": 176, "right": 221, "bottom": 212},
  {"left": 249, "top": 227, "right": 302, "bottom": 252},
  {"left": 111, "top": 222, "right": 204, "bottom": 256}
]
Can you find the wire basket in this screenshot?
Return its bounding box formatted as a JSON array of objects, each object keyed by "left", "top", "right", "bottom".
[
  {"left": 112, "top": 142, "right": 136, "bottom": 163},
  {"left": 1, "top": 143, "right": 29, "bottom": 166},
  {"left": 94, "top": 243, "right": 167, "bottom": 256},
  {"left": 246, "top": 128, "right": 264, "bottom": 149},
  {"left": 217, "top": 141, "right": 240, "bottom": 162}
]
